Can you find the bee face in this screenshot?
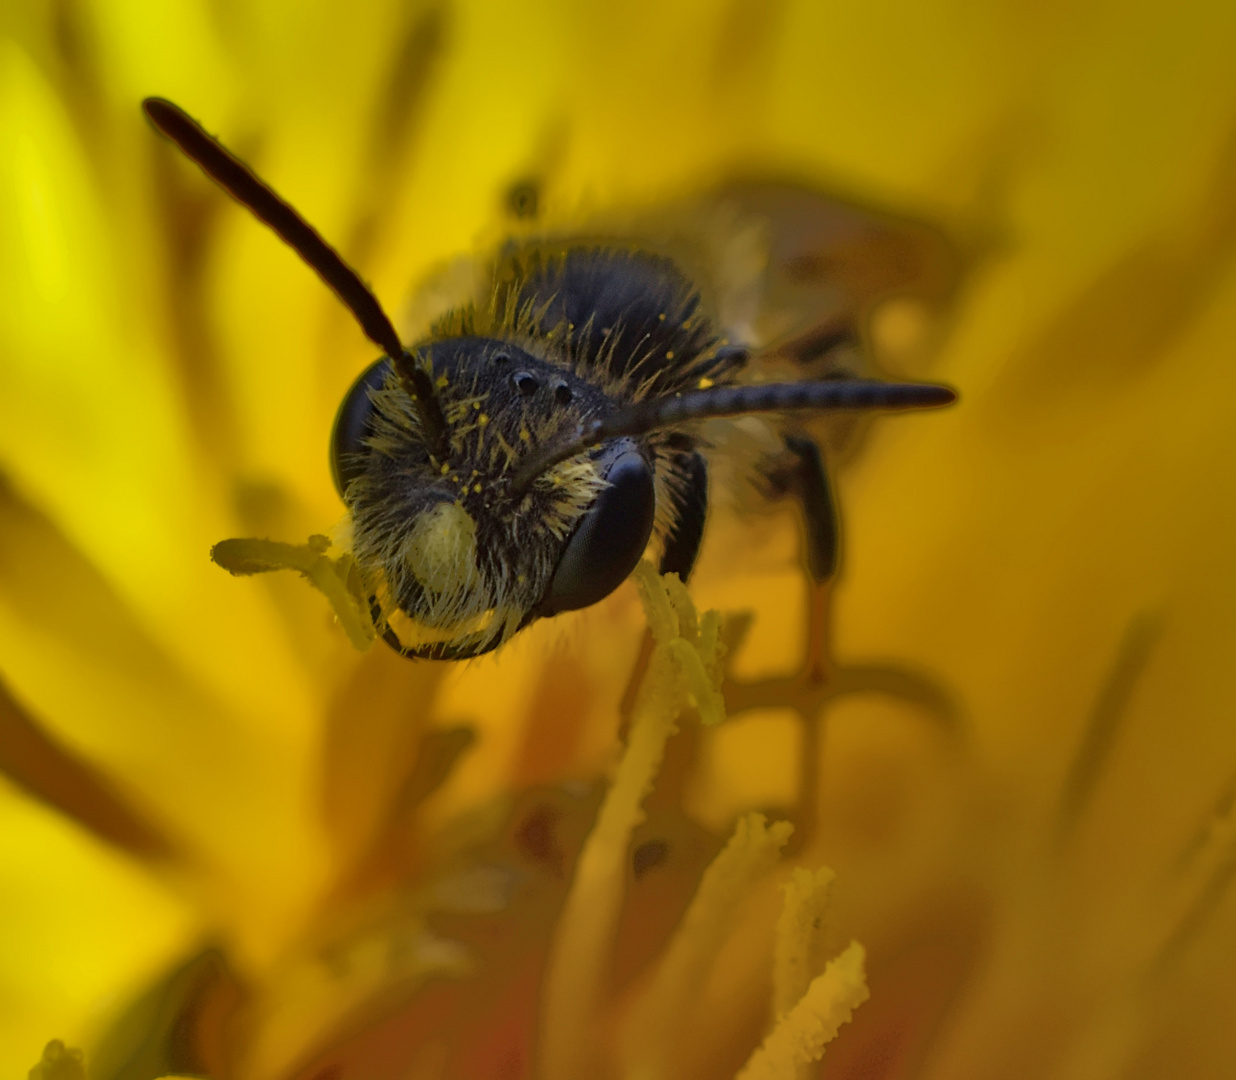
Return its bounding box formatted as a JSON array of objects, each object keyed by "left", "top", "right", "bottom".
[{"left": 333, "top": 336, "right": 663, "bottom": 658}]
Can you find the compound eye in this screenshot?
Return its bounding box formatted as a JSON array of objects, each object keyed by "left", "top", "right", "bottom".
[
  {"left": 331, "top": 357, "right": 391, "bottom": 499},
  {"left": 539, "top": 439, "right": 656, "bottom": 616}
]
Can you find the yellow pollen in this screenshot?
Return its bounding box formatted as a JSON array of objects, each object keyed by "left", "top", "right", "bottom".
[
  {"left": 520, "top": 428, "right": 530, "bottom": 442},
  {"left": 658, "top": 312, "right": 666, "bottom": 320},
  {"left": 478, "top": 414, "right": 490, "bottom": 427},
  {"left": 473, "top": 483, "right": 482, "bottom": 493},
  {"left": 698, "top": 377, "right": 714, "bottom": 389},
  {"left": 436, "top": 375, "right": 449, "bottom": 388},
  {"left": 666, "top": 350, "right": 675, "bottom": 359},
  {"left": 440, "top": 463, "right": 450, "bottom": 475},
  {"left": 404, "top": 502, "right": 481, "bottom": 598}
]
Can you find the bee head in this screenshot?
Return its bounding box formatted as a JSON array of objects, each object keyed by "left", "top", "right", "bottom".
[{"left": 332, "top": 339, "right": 657, "bottom": 658}]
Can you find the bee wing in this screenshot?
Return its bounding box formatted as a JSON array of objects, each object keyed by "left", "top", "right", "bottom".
[
  {"left": 624, "top": 179, "right": 966, "bottom": 381},
  {"left": 583, "top": 178, "right": 964, "bottom": 473},
  {"left": 710, "top": 180, "right": 963, "bottom": 372},
  {"left": 400, "top": 178, "right": 964, "bottom": 379}
]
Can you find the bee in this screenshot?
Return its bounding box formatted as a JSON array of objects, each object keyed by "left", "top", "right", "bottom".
[{"left": 143, "top": 98, "right": 956, "bottom": 661}]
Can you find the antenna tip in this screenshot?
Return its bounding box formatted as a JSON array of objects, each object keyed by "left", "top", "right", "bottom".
[{"left": 141, "top": 97, "right": 185, "bottom": 137}]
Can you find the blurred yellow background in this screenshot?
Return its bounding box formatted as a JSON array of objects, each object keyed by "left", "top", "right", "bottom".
[{"left": 2, "top": 0, "right": 1235, "bottom": 1077}]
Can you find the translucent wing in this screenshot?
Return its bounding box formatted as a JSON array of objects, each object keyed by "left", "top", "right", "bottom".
[{"left": 400, "top": 177, "right": 966, "bottom": 386}]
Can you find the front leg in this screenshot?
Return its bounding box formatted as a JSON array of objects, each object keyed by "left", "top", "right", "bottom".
[{"left": 659, "top": 450, "right": 709, "bottom": 582}]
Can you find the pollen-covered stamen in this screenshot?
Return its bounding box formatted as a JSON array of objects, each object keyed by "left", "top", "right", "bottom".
[
  {"left": 735, "top": 943, "right": 870, "bottom": 1079},
  {"left": 539, "top": 564, "right": 728, "bottom": 1080},
  {"left": 773, "top": 866, "right": 837, "bottom": 1019},
  {"left": 621, "top": 812, "right": 794, "bottom": 1075}
]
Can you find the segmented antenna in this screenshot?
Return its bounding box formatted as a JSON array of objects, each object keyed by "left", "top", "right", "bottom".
[
  {"left": 142, "top": 97, "right": 449, "bottom": 455},
  {"left": 510, "top": 378, "right": 957, "bottom": 491}
]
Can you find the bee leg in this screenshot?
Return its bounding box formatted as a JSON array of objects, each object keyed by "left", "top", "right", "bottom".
[
  {"left": 763, "top": 433, "right": 838, "bottom": 583},
  {"left": 619, "top": 451, "right": 708, "bottom": 724},
  {"left": 756, "top": 432, "right": 838, "bottom": 690},
  {"left": 658, "top": 451, "right": 709, "bottom": 581}
]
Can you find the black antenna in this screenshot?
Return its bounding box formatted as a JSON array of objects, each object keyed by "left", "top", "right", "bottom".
[
  {"left": 142, "top": 97, "right": 449, "bottom": 455},
  {"left": 510, "top": 378, "right": 957, "bottom": 491}
]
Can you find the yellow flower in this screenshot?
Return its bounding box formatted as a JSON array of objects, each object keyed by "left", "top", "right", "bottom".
[{"left": 3, "top": 1, "right": 1236, "bottom": 1078}]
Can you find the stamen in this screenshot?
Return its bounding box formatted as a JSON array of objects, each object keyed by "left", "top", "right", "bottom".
[
  {"left": 1055, "top": 612, "right": 1162, "bottom": 843},
  {"left": 735, "top": 942, "right": 870, "bottom": 1080},
  {"left": 538, "top": 562, "right": 727, "bottom": 1080},
  {"left": 211, "top": 535, "right": 376, "bottom": 650},
  {"left": 620, "top": 812, "right": 794, "bottom": 1076},
  {"left": 773, "top": 866, "right": 837, "bottom": 1020}
]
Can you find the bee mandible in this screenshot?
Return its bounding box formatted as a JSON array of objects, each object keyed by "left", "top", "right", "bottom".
[{"left": 143, "top": 98, "right": 955, "bottom": 661}]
